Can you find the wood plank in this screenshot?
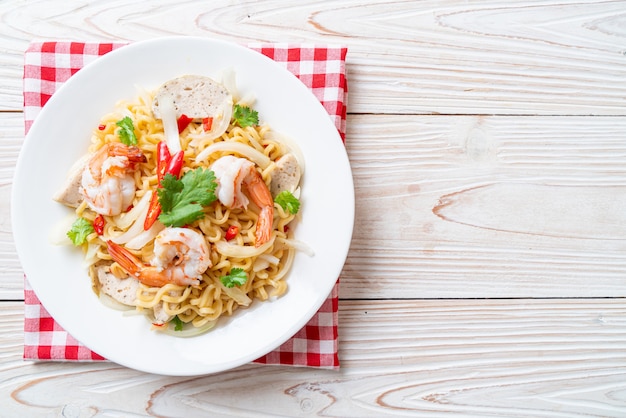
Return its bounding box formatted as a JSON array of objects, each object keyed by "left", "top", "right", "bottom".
[
  {"left": 1, "top": 299, "right": 625, "bottom": 416},
  {"left": 0, "top": 0, "right": 624, "bottom": 115},
  {"left": 3, "top": 113, "right": 625, "bottom": 299},
  {"left": 342, "top": 114, "right": 626, "bottom": 298},
  {"left": 0, "top": 112, "right": 24, "bottom": 300}
]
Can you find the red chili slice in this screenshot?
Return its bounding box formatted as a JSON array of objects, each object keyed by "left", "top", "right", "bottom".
[
  {"left": 177, "top": 114, "right": 193, "bottom": 133},
  {"left": 156, "top": 141, "right": 171, "bottom": 181},
  {"left": 144, "top": 146, "right": 186, "bottom": 231},
  {"left": 144, "top": 192, "right": 162, "bottom": 231},
  {"left": 202, "top": 117, "right": 213, "bottom": 132},
  {"left": 225, "top": 225, "right": 239, "bottom": 241},
  {"left": 166, "top": 150, "right": 185, "bottom": 178},
  {"left": 93, "top": 214, "right": 105, "bottom": 235}
]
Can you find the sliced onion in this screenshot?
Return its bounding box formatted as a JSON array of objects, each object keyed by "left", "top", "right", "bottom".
[
  {"left": 125, "top": 222, "right": 164, "bottom": 250},
  {"left": 214, "top": 236, "right": 275, "bottom": 258},
  {"left": 220, "top": 284, "right": 252, "bottom": 306},
  {"left": 108, "top": 191, "right": 152, "bottom": 244},
  {"left": 133, "top": 83, "right": 153, "bottom": 108},
  {"left": 253, "top": 258, "right": 270, "bottom": 272},
  {"left": 82, "top": 242, "right": 101, "bottom": 267},
  {"left": 195, "top": 141, "right": 271, "bottom": 169},
  {"left": 253, "top": 253, "right": 281, "bottom": 272},
  {"left": 237, "top": 92, "right": 256, "bottom": 107},
  {"left": 114, "top": 190, "right": 152, "bottom": 230},
  {"left": 220, "top": 67, "right": 239, "bottom": 102},
  {"left": 99, "top": 292, "right": 135, "bottom": 311},
  {"left": 158, "top": 319, "right": 218, "bottom": 337},
  {"left": 277, "top": 237, "right": 315, "bottom": 257},
  {"left": 48, "top": 212, "right": 78, "bottom": 246},
  {"left": 208, "top": 98, "right": 233, "bottom": 138},
  {"left": 159, "top": 95, "right": 182, "bottom": 153}
]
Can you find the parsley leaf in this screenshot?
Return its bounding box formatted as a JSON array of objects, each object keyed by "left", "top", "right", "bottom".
[
  {"left": 275, "top": 190, "right": 300, "bottom": 214},
  {"left": 220, "top": 268, "right": 248, "bottom": 288},
  {"left": 115, "top": 116, "right": 138, "bottom": 145},
  {"left": 232, "top": 104, "right": 259, "bottom": 128},
  {"left": 157, "top": 168, "right": 218, "bottom": 227},
  {"left": 67, "top": 217, "right": 95, "bottom": 246},
  {"left": 172, "top": 315, "right": 184, "bottom": 331}
]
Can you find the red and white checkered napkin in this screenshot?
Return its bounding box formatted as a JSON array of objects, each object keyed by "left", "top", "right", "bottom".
[{"left": 22, "top": 41, "right": 348, "bottom": 369}]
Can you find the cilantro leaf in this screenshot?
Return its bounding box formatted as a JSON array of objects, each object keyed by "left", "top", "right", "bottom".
[
  {"left": 220, "top": 268, "right": 248, "bottom": 288},
  {"left": 67, "top": 217, "right": 95, "bottom": 246},
  {"left": 115, "top": 116, "right": 138, "bottom": 145},
  {"left": 157, "top": 168, "right": 218, "bottom": 227},
  {"left": 172, "top": 315, "right": 184, "bottom": 331},
  {"left": 275, "top": 190, "right": 300, "bottom": 214},
  {"left": 232, "top": 104, "right": 259, "bottom": 128}
]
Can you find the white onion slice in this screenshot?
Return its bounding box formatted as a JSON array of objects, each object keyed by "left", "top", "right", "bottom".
[
  {"left": 252, "top": 258, "right": 270, "bottom": 272},
  {"left": 237, "top": 92, "right": 256, "bottom": 107},
  {"left": 159, "top": 96, "right": 182, "bottom": 153},
  {"left": 188, "top": 103, "right": 234, "bottom": 147},
  {"left": 158, "top": 319, "right": 218, "bottom": 337},
  {"left": 108, "top": 191, "right": 153, "bottom": 244},
  {"left": 133, "top": 83, "right": 153, "bottom": 109},
  {"left": 195, "top": 141, "right": 271, "bottom": 169},
  {"left": 220, "top": 67, "right": 239, "bottom": 102},
  {"left": 220, "top": 284, "right": 252, "bottom": 306},
  {"left": 114, "top": 190, "right": 152, "bottom": 230},
  {"left": 125, "top": 222, "right": 164, "bottom": 250},
  {"left": 207, "top": 98, "right": 233, "bottom": 138},
  {"left": 253, "top": 253, "right": 281, "bottom": 272},
  {"left": 99, "top": 292, "right": 135, "bottom": 312},
  {"left": 214, "top": 236, "right": 275, "bottom": 258},
  {"left": 277, "top": 237, "right": 315, "bottom": 257},
  {"left": 82, "top": 242, "right": 101, "bottom": 267},
  {"left": 48, "top": 212, "right": 78, "bottom": 246}
]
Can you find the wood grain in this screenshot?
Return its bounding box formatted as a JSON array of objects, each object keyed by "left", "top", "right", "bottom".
[
  {"left": 3, "top": 113, "right": 625, "bottom": 299},
  {"left": 0, "top": 113, "right": 24, "bottom": 300},
  {"left": 1, "top": 1, "right": 625, "bottom": 415},
  {"left": 1, "top": 300, "right": 625, "bottom": 417},
  {"left": 0, "top": 0, "right": 624, "bottom": 115},
  {"left": 342, "top": 114, "right": 626, "bottom": 298}
]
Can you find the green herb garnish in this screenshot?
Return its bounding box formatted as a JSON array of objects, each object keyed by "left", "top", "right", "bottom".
[
  {"left": 275, "top": 190, "right": 300, "bottom": 215},
  {"left": 157, "top": 168, "right": 218, "bottom": 227},
  {"left": 232, "top": 104, "right": 259, "bottom": 128},
  {"left": 115, "top": 116, "right": 138, "bottom": 145},
  {"left": 220, "top": 268, "right": 248, "bottom": 288},
  {"left": 67, "top": 217, "right": 94, "bottom": 246}
]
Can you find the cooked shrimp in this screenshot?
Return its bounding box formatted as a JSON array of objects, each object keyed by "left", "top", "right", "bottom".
[
  {"left": 211, "top": 155, "right": 274, "bottom": 247},
  {"left": 106, "top": 227, "right": 211, "bottom": 287},
  {"left": 80, "top": 142, "right": 146, "bottom": 216}
]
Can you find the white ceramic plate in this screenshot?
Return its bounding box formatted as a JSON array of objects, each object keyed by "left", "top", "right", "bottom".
[{"left": 12, "top": 37, "right": 354, "bottom": 376}]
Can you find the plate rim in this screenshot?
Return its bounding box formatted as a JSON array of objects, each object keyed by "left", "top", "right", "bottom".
[{"left": 12, "top": 36, "right": 354, "bottom": 376}]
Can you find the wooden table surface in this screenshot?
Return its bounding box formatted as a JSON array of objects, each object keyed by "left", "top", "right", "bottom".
[{"left": 1, "top": 1, "right": 625, "bottom": 416}]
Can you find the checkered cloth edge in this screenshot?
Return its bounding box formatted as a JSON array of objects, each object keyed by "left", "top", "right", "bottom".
[{"left": 22, "top": 41, "right": 347, "bottom": 369}]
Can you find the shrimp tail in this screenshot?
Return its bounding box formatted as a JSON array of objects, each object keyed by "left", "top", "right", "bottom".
[
  {"left": 212, "top": 156, "right": 276, "bottom": 247},
  {"left": 107, "top": 143, "right": 147, "bottom": 164},
  {"left": 244, "top": 171, "right": 274, "bottom": 247},
  {"left": 107, "top": 239, "right": 203, "bottom": 288},
  {"left": 106, "top": 240, "right": 143, "bottom": 277},
  {"left": 107, "top": 240, "right": 166, "bottom": 287},
  {"left": 255, "top": 206, "right": 274, "bottom": 247}
]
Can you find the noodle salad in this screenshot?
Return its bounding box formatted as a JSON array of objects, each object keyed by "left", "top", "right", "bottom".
[{"left": 53, "top": 74, "right": 306, "bottom": 336}]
